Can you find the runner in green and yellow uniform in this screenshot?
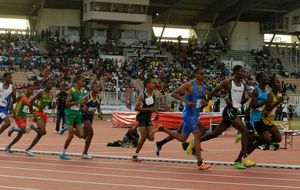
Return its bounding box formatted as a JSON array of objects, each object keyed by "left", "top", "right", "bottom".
[
  {"left": 25, "top": 79, "right": 55, "bottom": 156},
  {"left": 59, "top": 75, "right": 85, "bottom": 160}
]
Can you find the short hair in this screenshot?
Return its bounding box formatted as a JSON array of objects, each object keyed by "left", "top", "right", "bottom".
[
  {"left": 255, "top": 72, "right": 264, "bottom": 82},
  {"left": 232, "top": 65, "right": 243, "bottom": 75},
  {"left": 144, "top": 77, "right": 154, "bottom": 87},
  {"left": 91, "top": 81, "right": 99, "bottom": 89},
  {"left": 193, "top": 68, "right": 203, "bottom": 75},
  {"left": 2, "top": 72, "right": 11, "bottom": 78},
  {"left": 74, "top": 75, "right": 84, "bottom": 83}
]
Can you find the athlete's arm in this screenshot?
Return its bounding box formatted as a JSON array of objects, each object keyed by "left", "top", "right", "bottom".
[
  {"left": 208, "top": 80, "right": 228, "bottom": 100},
  {"left": 11, "top": 85, "right": 17, "bottom": 104},
  {"left": 135, "top": 94, "right": 155, "bottom": 112},
  {"left": 250, "top": 89, "right": 272, "bottom": 109},
  {"left": 171, "top": 82, "right": 193, "bottom": 106},
  {"left": 266, "top": 94, "right": 284, "bottom": 111},
  {"left": 30, "top": 91, "right": 43, "bottom": 109}
]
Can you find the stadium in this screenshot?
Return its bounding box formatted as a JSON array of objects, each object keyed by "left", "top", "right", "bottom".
[{"left": 0, "top": 0, "right": 299, "bottom": 189}]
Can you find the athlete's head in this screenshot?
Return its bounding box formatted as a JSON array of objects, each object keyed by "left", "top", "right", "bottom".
[
  {"left": 74, "top": 75, "right": 85, "bottom": 88},
  {"left": 269, "top": 75, "right": 281, "bottom": 92},
  {"left": 60, "top": 82, "right": 69, "bottom": 92},
  {"left": 2, "top": 72, "right": 12, "bottom": 84},
  {"left": 91, "top": 81, "right": 101, "bottom": 94},
  {"left": 144, "top": 77, "right": 156, "bottom": 90},
  {"left": 26, "top": 84, "right": 34, "bottom": 95},
  {"left": 256, "top": 72, "right": 269, "bottom": 85},
  {"left": 193, "top": 68, "right": 204, "bottom": 82},
  {"left": 44, "top": 79, "right": 53, "bottom": 90},
  {"left": 232, "top": 65, "right": 245, "bottom": 79}
]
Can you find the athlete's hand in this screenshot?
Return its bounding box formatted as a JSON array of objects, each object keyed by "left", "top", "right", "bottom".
[
  {"left": 154, "top": 113, "right": 159, "bottom": 121},
  {"left": 187, "top": 101, "right": 194, "bottom": 107},
  {"left": 278, "top": 96, "right": 284, "bottom": 103}
]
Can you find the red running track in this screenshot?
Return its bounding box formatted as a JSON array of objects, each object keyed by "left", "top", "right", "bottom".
[{"left": 0, "top": 119, "right": 298, "bottom": 190}]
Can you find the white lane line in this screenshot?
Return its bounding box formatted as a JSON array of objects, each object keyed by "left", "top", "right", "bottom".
[
  {"left": 0, "top": 154, "right": 299, "bottom": 177},
  {"left": 0, "top": 158, "right": 300, "bottom": 183},
  {"left": 0, "top": 174, "right": 192, "bottom": 190},
  {"left": 0, "top": 167, "right": 299, "bottom": 189},
  {"left": 0, "top": 185, "right": 39, "bottom": 190}
]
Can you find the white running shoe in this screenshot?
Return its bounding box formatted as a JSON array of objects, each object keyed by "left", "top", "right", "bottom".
[
  {"left": 25, "top": 149, "right": 34, "bottom": 156},
  {"left": 81, "top": 154, "right": 93, "bottom": 159}
]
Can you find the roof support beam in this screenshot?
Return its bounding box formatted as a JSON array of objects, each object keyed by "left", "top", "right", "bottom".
[
  {"left": 214, "top": 0, "right": 264, "bottom": 27},
  {"left": 191, "top": 0, "right": 240, "bottom": 25}
]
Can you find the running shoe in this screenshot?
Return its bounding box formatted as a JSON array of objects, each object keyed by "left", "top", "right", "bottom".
[
  {"left": 54, "top": 130, "right": 58, "bottom": 134},
  {"left": 155, "top": 142, "right": 162, "bottom": 156},
  {"left": 270, "top": 143, "right": 280, "bottom": 151},
  {"left": 186, "top": 139, "right": 194, "bottom": 155},
  {"left": 81, "top": 154, "right": 93, "bottom": 159},
  {"left": 182, "top": 142, "right": 189, "bottom": 151},
  {"left": 59, "top": 153, "right": 70, "bottom": 160},
  {"left": 59, "top": 127, "right": 68, "bottom": 135},
  {"left": 132, "top": 156, "right": 142, "bottom": 162},
  {"left": 25, "top": 149, "right": 34, "bottom": 156},
  {"left": 198, "top": 162, "right": 211, "bottom": 170},
  {"left": 232, "top": 162, "right": 246, "bottom": 169},
  {"left": 4, "top": 146, "right": 13, "bottom": 153},
  {"left": 235, "top": 133, "right": 242, "bottom": 144},
  {"left": 258, "top": 144, "right": 268, "bottom": 150},
  {"left": 242, "top": 158, "right": 256, "bottom": 167}
]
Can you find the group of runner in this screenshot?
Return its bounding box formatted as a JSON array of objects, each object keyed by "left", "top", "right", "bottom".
[
  {"left": 0, "top": 73, "right": 102, "bottom": 160},
  {"left": 134, "top": 65, "right": 284, "bottom": 170},
  {"left": 0, "top": 67, "right": 284, "bottom": 169}
]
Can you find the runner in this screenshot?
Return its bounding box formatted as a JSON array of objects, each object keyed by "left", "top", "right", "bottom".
[
  {"left": 25, "top": 79, "right": 55, "bottom": 156},
  {"left": 155, "top": 69, "right": 208, "bottom": 157},
  {"left": 200, "top": 65, "right": 253, "bottom": 169},
  {"left": 59, "top": 75, "right": 85, "bottom": 160},
  {"left": 153, "top": 68, "right": 211, "bottom": 170},
  {"left": 132, "top": 77, "right": 159, "bottom": 162},
  {"left": 0, "top": 72, "right": 16, "bottom": 135},
  {"left": 81, "top": 81, "right": 102, "bottom": 159},
  {"left": 5, "top": 84, "right": 34, "bottom": 152}
]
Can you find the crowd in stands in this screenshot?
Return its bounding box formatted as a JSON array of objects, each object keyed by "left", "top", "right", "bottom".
[{"left": 251, "top": 48, "right": 283, "bottom": 71}]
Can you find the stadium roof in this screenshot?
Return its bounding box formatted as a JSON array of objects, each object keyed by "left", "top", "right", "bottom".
[{"left": 0, "top": 0, "right": 299, "bottom": 26}]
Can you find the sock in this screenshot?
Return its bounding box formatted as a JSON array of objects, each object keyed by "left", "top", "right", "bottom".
[
  {"left": 133, "top": 152, "right": 138, "bottom": 157},
  {"left": 62, "top": 148, "right": 66, "bottom": 154},
  {"left": 159, "top": 138, "right": 169, "bottom": 146},
  {"left": 197, "top": 160, "right": 203, "bottom": 166}
]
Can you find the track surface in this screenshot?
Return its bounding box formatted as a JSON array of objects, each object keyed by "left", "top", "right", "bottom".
[{"left": 0, "top": 119, "right": 299, "bottom": 190}]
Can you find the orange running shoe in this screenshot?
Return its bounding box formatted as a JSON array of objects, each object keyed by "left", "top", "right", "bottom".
[
  {"left": 132, "top": 156, "right": 142, "bottom": 162},
  {"left": 198, "top": 162, "right": 211, "bottom": 170}
]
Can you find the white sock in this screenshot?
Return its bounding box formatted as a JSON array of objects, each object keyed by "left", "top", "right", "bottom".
[{"left": 62, "top": 148, "right": 66, "bottom": 154}]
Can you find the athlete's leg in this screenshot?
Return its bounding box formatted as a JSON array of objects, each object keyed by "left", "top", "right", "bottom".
[
  {"left": 0, "top": 116, "right": 11, "bottom": 134},
  {"left": 231, "top": 118, "right": 249, "bottom": 158},
  {"left": 26, "top": 119, "right": 46, "bottom": 151},
  {"left": 83, "top": 120, "right": 94, "bottom": 155},
  {"left": 200, "top": 122, "right": 229, "bottom": 142},
  {"left": 146, "top": 125, "right": 154, "bottom": 141},
  {"left": 7, "top": 129, "right": 25, "bottom": 149},
  {"left": 134, "top": 126, "right": 147, "bottom": 155}
]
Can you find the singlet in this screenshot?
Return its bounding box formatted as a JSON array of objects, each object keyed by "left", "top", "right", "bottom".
[
  {"left": 228, "top": 80, "right": 245, "bottom": 111},
  {"left": 83, "top": 92, "right": 101, "bottom": 117},
  {"left": 262, "top": 91, "right": 282, "bottom": 126},
  {"left": 65, "top": 87, "right": 85, "bottom": 114},
  {"left": 35, "top": 91, "right": 53, "bottom": 113},
  {"left": 182, "top": 81, "right": 206, "bottom": 119},
  {"left": 15, "top": 95, "right": 31, "bottom": 118},
  {"left": 0, "top": 83, "right": 13, "bottom": 113},
  {"left": 136, "top": 91, "right": 155, "bottom": 121},
  {"left": 250, "top": 85, "right": 268, "bottom": 122}
]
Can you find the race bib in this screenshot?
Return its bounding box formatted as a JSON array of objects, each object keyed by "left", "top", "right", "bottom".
[
  {"left": 0, "top": 98, "right": 7, "bottom": 107},
  {"left": 44, "top": 106, "right": 52, "bottom": 114},
  {"left": 257, "top": 105, "right": 265, "bottom": 112},
  {"left": 145, "top": 97, "right": 154, "bottom": 106},
  {"left": 23, "top": 105, "right": 30, "bottom": 113},
  {"left": 88, "top": 107, "right": 97, "bottom": 112},
  {"left": 232, "top": 102, "right": 242, "bottom": 109},
  {"left": 71, "top": 104, "right": 80, "bottom": 111},
  {"left": 196, "top": 99, "right": 202, "bottom": 109}
]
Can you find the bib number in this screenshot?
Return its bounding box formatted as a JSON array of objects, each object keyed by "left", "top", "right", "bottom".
[
  {"left": 88, "top": 107, "right": 97, "bottom": 112},
  {"left": 196, "top": 99, "right": 202, "bottom": 109},
  {"left": 0, "top": 99, "right": 7, "bottom": 107},
  {"left": 145, "top": 97, "right": 154, "bottom": 106},
  {"left": 23, "top": 105, "right": 30, "bottom": 114},
  {"left": 71, "top": 105, "right": 80, "bottom": 111}
]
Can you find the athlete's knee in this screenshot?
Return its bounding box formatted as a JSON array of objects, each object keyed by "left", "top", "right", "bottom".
[{"left": 147, "top": 135, "right": 154, "bottom": 141}]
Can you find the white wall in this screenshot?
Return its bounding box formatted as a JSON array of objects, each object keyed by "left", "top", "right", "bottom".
[
  {"left": 285, "top": 8, "right": 300, "bottom": 33},
  {"left": 219, "top": 22, "right": 264, "bottom": 50},
  {"left": 37, "top": 8, "right": 81, "bottom": 34}
]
